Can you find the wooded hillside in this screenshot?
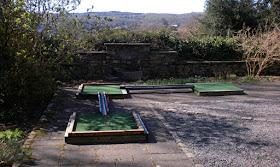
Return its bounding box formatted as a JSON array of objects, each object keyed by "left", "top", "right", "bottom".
[{"left": 74, "top": 11, "right": 203, "bottom": 30}]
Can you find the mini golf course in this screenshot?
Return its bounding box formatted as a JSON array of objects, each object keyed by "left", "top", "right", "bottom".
[
  {"left": 75, "top": 114, "right": 138, "bottom": 131},
  {"left": 189, "top": 82, "right": 244, "bottom": 96},
  {"left": 76, "top": 83, "right": 128, "bottom": 99},
  {"left": 65, "top": 112, "right": 148, "bottom": 144},
  {"left": 66, "top": 82, "right": 244, "bottom": 145}
]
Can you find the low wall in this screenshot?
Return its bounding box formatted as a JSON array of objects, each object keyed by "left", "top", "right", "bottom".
[{"left": 67, "top": 43, "right": 279, "bottom": 80}]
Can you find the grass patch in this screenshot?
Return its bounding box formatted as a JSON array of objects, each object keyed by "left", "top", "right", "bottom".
[
  {"left": 75, "top": 114, "right": 138, "bottom": 131},
  {"left": 239, "top": 75, "right": 261, "bottom": 83},
  {"left": 191, "top": 83, "right": 243, "bottom": 91},
  {"left": 81, "top": 85, "right": 123, "bottom": 95}
]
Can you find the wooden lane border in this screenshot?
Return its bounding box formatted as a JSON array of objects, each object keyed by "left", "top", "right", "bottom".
[
  {"left": 83, "top": 83, "right": 120, "bottom": 86},
  {"left": 64, "top": 112, "right": 76, "bottom": 138},
  {"left": 195, "top": 89, "right": 244, "bottom": 96},
  {"left": 65, "top": 112, "right": 148, "bottom": 144},
  {"left": 75, "top": 84, "right": 84, "bottom": 97},
  {"left": 76, "top": 83, "right": 128, "bottom": 99},
  {"left": 132, "top": 112, "right": 149, "bottom": 135}
]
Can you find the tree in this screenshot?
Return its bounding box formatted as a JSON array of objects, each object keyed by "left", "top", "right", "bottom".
[
  {"left": 161, "top": 18, "right": 169, "bottom": 27},
  {"left": 200, "top": 0, "right": 259, "bottom": 36},
  {"left": 256, "top": 0, "right": 280, "bottom": 25},
  {"left": 0, "top": 0, "right": 89, "bottom": 121}
]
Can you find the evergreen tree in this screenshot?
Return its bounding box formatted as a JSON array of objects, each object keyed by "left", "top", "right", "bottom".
[
  {"left": 256, "top": 0, "right": 280, "bottom": 25},
  {"left": 200, "top": 0, "right": 259, "bottom": 36}
]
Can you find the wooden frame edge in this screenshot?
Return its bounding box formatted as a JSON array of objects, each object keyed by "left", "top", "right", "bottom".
[
  {"left": 83, "top": 83, "right": 121, "bottom": 86},
  {"left": 65, "top": 112, "right": 76, "bottom": 138},
  {"left": 76, "top": 84, "right": 84, "bottom": 97},
  {"left": 66, "top": 112, "right": 148, "bottom": 137}
]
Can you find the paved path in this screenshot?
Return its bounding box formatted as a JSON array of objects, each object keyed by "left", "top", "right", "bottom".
[{"left": 21, "top": 82, "right": 280, "bottom": 167}]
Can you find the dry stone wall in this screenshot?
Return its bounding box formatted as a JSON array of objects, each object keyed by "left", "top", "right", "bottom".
[{"left": 68, "top": 43, "right": 279, "bottom": 80}]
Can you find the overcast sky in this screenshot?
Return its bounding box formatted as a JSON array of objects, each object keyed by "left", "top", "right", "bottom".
[{"left": 73, "top": 0, "right": 206, "bottom": 14}]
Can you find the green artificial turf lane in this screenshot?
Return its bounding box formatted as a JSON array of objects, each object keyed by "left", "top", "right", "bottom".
[
  {"left": 81, "top": 85, "right": 122, "bottom": 95},
  {"left": 75, "top": 114, "right": 138, "bottom": 131},
  {"left": 192, "top": 83, "right": 243, "bottom": 92}
]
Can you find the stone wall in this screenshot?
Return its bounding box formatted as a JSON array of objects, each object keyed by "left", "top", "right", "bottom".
[{"left": 67, "top": 43, "right": 279, "bottom": 80}]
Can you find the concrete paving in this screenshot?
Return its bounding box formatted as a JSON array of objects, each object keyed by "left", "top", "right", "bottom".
[{"left": 21, "top": 82, "right": 280, "bottom": 167}]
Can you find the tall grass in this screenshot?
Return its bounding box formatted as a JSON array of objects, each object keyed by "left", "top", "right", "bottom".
[
  {"left": 137, "top": 75, "right": 278, "bottom": 85},
  {"left": 138, "top": 77, "right": 204, "bottom": 85}
]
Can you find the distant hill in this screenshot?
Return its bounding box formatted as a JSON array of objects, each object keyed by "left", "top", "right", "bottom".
[{"left": 74, "top": 11, "right": 203, "bottom": 30}]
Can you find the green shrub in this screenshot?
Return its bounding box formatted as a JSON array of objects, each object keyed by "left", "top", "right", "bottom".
[
  {"left": 166, "top": 36, "right": 242, "bottom": 61},
  {"left": 92, "top": 28, "right": 176, "bottom": 51},
  {"left": 93, "top": 28, "right": 242, "bottom": 61},
  {"left": 0, "top": 139, "right": 31, "bottom": 166},
  {"left": 241, "top": 75, "right": 261, "bottom": 83},
  {"left": 0, "top": 129, "right": 24, "bottom": 143},
  {"left": 0, "top": 0, "right": 86, "bottom": 122},
  {"left": 0, "top": 64, "right": 55, "bottom": 122},
  {"left": 0, "top": 129, "right": 29, "bottom": 166}
]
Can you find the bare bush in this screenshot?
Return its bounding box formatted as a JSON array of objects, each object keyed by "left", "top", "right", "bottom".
[
  {"left": 178, "top": 16, "right": 200, "bottom": 41},
  {"left": 238, "top": 25, "right": 280, "bottom": 76}
]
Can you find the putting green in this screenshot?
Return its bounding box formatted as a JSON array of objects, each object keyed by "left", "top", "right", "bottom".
[
  {"left": 75, "top": 114, "right": 138, "bottom": 131},
  {"left": 81, "top": 85, "right": 122, "bottom": 95},
  {"left": 192, "top": 83, "right": 243, "bottom": 92},
  {"left": 187, "top": 82, "right": 244, "bottom": 96}
]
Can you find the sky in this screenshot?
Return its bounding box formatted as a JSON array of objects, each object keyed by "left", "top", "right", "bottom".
[{"left": 73, "top": 0, "right": 206, "bottom": 14}]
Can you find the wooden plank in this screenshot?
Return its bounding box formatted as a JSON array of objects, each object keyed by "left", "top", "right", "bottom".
[
  {"left": 198, "top": 89, "right": 244, "bottom": 93},
  {"left": 69, "top": 130, "right": 145, "bottom": 137},
  {"left": 197, "top": 90, "right": 244, "bottom": 96},
  {"left": 64, "top": 112, "right": 76, "bottom": 138},
  {"left": 134, "top": 112, "right": 149, "bottom": 135},
  {"left": 77, "top": 93, "right": 127, "bottom": 99},
  {"left": 69, "top": 112, "right": 76, "bottom": 133},
  {"left": 121, "top": 89, "right": 128, "bottom": 95},
  {"left": 132, "top": 112, "right": 144, "bottom": 130},
  {"left": 83, "top": 83, "right": 121, "bottom": 86},
  {"left": 75, "top": 84, "right": 84, "bottom": 97},
  {"left": 66, "top": 134, "right": 148, "bottom": 144}
]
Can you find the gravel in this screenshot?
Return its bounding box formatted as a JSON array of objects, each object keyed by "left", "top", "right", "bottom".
[{"left": 150, "top": 82, "right": 280, "bottom": 167}]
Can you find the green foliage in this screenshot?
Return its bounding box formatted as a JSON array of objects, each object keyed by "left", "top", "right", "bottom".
[
  {"left": 93, "top": 27, "right": 178, "bottom": 51},
  {"left": 200, "top": 0, "right": 271, "bottom": 36},
  {"left": 240, "top": 75, "right": 261, "bottom": 82},
  {"left": 163, "top": 36, "right": 242, "bottom": 60},
  {"left": 0, "top": 139, "right": 31, "bottom": 165},
  {"left": 0, "top": 129, "right": 23, "bottom": 142},
  {"left": 93, "top": 28, "right": 242, "bottom": 61},
  {"left": 0, "top": 129, "right": 28, "bottom": 165},
  {"left": 0, "top": 0, "right": 89, "bottom": 122},
  {"left": 256, "top": 0, "right": 280, "bottom": 26}
]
